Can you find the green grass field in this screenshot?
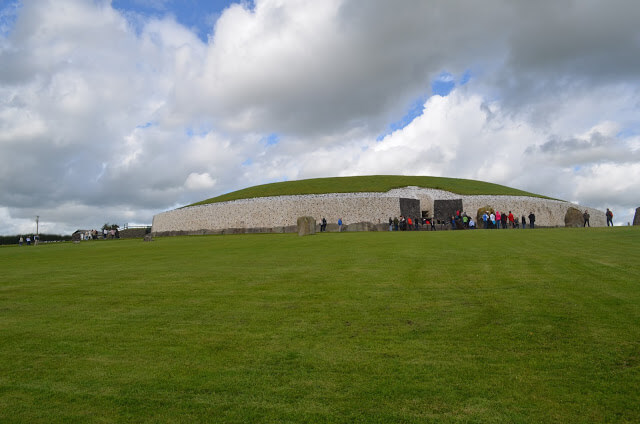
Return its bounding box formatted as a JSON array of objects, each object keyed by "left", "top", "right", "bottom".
[
  {"left": 189, "top": 175, "right": 551, "bottom": 207},
  {"left": 1, "top": 228, "right": 639, "bottom": 423}
]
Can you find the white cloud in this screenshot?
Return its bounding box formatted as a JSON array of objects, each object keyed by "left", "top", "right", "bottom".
[
  {"left": 1, "top": 0, "right": 639, "bottom": 233},
  {"left": 184, "top": 172, "right": 216, "bottom": 191}
]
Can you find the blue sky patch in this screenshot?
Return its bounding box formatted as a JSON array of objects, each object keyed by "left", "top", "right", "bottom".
[
  {"left": 431, "top": 71, "right": 455, "bottom": 96},
  {"left": 377, "top": 94, "right": 428, "bottom": 141},
  {"left": 377, "top": 71, "right": 473, "bottom": 140},
  {"left": 184, "top": 125, "right": 211, "bottom": 138},
  {"left": 459, "top": 70, "right": 472, "bottom": 86},
  {"left": 111, "top": 0, "right": 251, "bottom": 42},
  {"left": 616, "top": 125, "right": 640, "bottom": 138},
  {"left": 261, "top": 133, "right": 280, "bottom": 146},
  {"left": 0, "top": 1, "right": 21, "bottom": 37}
]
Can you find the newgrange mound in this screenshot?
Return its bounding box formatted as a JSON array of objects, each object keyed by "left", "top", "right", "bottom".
[{"left": 151, "top": 175, "right": 606, "bottom": 235}]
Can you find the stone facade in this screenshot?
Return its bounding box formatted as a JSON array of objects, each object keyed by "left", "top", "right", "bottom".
[
  {"left": 297, "top": 216, "right": 316, "bottom": 236},
  {"left": 151, "top": 187, "right": 607, "bottom": 235}
]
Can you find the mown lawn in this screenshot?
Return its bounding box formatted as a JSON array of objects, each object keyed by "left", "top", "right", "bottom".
[{"left": 1, "top": 227, "right": 639, "bottom": 423}]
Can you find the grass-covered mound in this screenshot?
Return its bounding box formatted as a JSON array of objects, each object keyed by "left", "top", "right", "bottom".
[
  {"left": 2, "top": 228, "right": 639, "bottom": 422},
  {"left": 188, "top": 175, "right": 551, "bottom": 207}
]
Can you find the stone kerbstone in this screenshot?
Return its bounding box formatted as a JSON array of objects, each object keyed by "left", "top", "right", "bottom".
[
  {"left": 297, "top": 216, "right": 316, "bottom": 236},
  {"left": 564, "top": 207, "right": 584, "bottom": 227}
]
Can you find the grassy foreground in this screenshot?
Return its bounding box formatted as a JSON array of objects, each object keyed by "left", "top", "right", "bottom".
[
  {"left": 189, "top": 175, "right": 550, "bottom": 207},
  {"left": 1, "top": 228, "right": 639, "bottom": 423}
]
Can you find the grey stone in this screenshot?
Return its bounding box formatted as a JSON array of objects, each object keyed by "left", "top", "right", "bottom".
[
  {"left": 564, "top": 207, "right": 583, "bottom": 227},
  {"left": 634, "top": 207, "right": 640, "bottom": 226},
  {"left": 297, "top": 216, "right": 316, "bottom": 236},
  {"left": 143, "top": 234, "right": 153, "bottom": 242},
  {"left": 346, "top": 222, "right": 370, "bottom": 232},
  {"left": 435, "top": 199, "right": 463, "bottom": 222},
  {"left": 399, "top": 198, "right": 421, "bottom": 219}
]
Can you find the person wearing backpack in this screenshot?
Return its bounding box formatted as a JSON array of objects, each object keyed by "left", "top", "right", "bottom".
[{"left": 606, "top": 209, "right": 613, "bottom": 226}]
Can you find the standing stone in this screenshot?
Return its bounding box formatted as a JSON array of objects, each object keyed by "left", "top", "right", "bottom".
[
  {"left": 564, "top": 207, "right": 583, "bottom": 227},
  {"left": 634, "top": 207, "right": 640, "bottom": 226},
  {"left": 143, "top": 234, "right": 153, "bottom": 242},
  {"left": 297, "top": 216, "right": 316, "bottom": 236}
]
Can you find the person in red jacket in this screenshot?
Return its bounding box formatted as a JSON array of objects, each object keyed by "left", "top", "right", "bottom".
[{"left": 508, "top": 211, "right": 515, "bottom": 228}]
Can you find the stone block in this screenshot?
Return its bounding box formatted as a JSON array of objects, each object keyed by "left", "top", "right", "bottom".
[
  {"left": 435, "top": 199, "right": 463, "bottom": 221},
  {"left": 564, "top": 207, "right": 583, "bottom": 227},
  {"left": 297, "top": 216, "right": 316, "bottom": 236}
]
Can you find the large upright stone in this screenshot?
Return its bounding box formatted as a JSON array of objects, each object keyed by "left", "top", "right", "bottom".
[
  {"left": 634, "top": 207, "right": 640, "bottom": 226},
  {"left": 564, "top": 207, "right": 583, "bottom": 227},
  {"left": 297, "top": 216, "right": 316, "bottom": 236},
  {"left": 435, "top": 199, "right": 463, "bottom": 222}
]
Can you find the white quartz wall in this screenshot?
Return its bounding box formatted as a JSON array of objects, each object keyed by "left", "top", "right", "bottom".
[
  {"left": 460, "top": 195, "right": 606, "bottom": 227},
  {"left": 152, "top": 187, "right": 606, "bottom": 234},
  {"left": 152, "top": 194, "right": 402, "bottom": 233}
]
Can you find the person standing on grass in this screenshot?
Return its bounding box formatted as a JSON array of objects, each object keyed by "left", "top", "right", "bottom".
[
  {"left": 495, "top": 211, "right": 502, "bottom": 229},
  {"left": 606, "top": 208, "right": 613, "bottom": 226},
  {"left": 583, "top": 210, "right": 590, "bottom": 227},
  {"left": 521, "top": 214, "right": 526, "bottom": 229},
  {"left": 528, "top": 212, "right": 536, "bottom": 229},
  {"left": 19, "top": 236, "right": 23, "bottom": 246},
  {"left": 482, "top": 212, "right": 488, "bottom": 229},
  {"left": 508, "top": 211, "right": 515, "bottom": 228},
  {"left": 338, "top": 218, "right": 343, "bottom": 232}
]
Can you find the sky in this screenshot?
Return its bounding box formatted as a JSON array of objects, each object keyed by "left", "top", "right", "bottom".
[{"left": 1, "top": 0, "right": 639, "bottom": 235}]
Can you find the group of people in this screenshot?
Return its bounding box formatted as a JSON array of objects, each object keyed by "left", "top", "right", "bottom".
[
  {"left": 388, "top": 216, "right": 440, "bottom": 231},
  {"left": 480, "top": 210, "right": 536, "bottom": 229},
  {"left": 78, "top": 228, "right": 120, "bottom": 240},
  {"left": 18, "top": 235, "right": 39, "bottom": 246},
  {"left": 584, "top": 208, "right": 614, "bottom": 227},
  {"left": 320, "top": 207, "right": 616, "bottom": 233}
]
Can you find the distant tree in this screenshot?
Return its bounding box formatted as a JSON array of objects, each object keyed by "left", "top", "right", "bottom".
[{"left": 102, "top": 223, "right": 120, "bottom": 231}]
